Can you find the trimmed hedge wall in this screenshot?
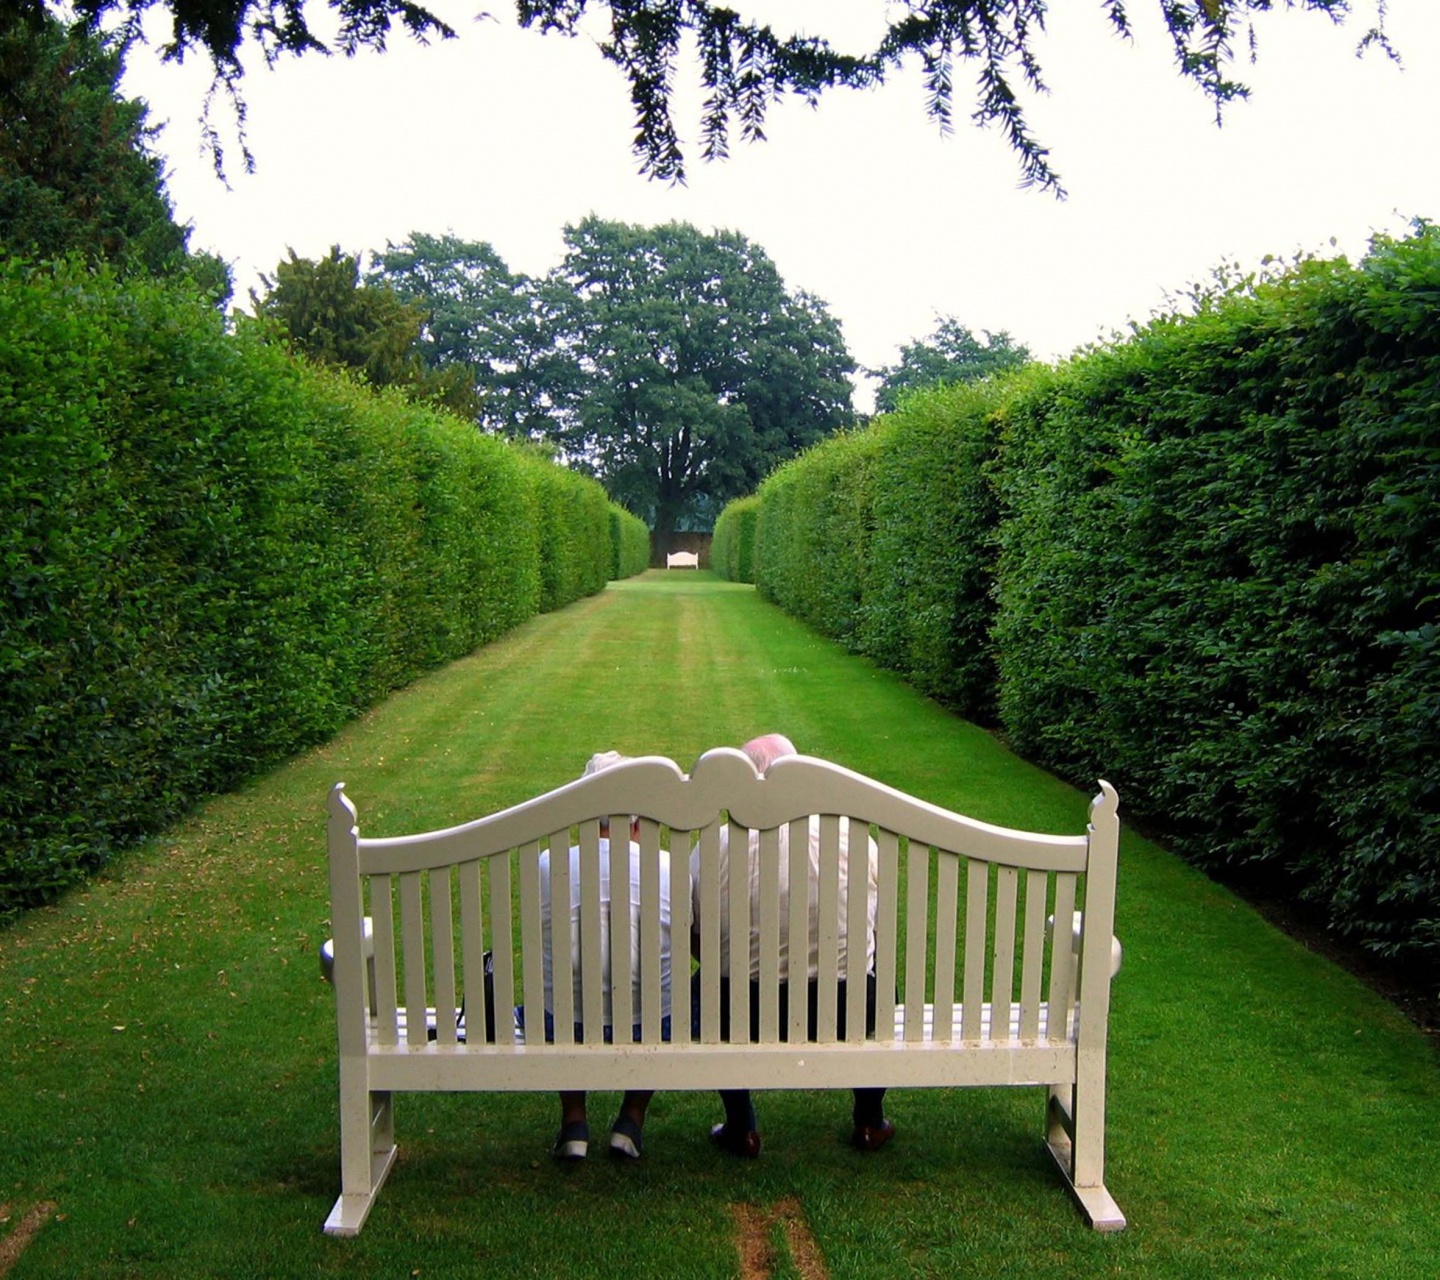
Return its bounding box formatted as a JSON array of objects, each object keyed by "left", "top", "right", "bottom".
[
  {"left": 711, "top": 494, "right": 760, "bottom": 583},
  {"left": 858, "top": 377, "right": 1017, "bottom": 720},
  {"left": 527, "top": 458, "right": 612, "bottom": 612},
  {"left": 726, "top": 227, "right": 1440, "bottom": 967},
  {"left": 1, "top": 260, "right": 646, "bottom": 917},
  {"left": 610, "top": 503, "right": 651, "bottom": 579},
  {"left": 994, "top": 238, "right": 1440, "bottom": 964},
  {"left": 754, "top": 426, "right": 887, "bottom": 650},
  {"left": 751, "top": 376, "right": 1013, "bottom": 722}
]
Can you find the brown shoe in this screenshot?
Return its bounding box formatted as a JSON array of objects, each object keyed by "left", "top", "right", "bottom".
[
  {"left": 851, "top": 1119, "right": 896, "bottom": 1152},
  {"left": 710, "top": 1122, "right": 762, "bottom": 1158}
]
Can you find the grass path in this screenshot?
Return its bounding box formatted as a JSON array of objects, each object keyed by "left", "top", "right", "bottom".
[{"left": 2, "top": 572, "right": 1437, "bottom": 1278}]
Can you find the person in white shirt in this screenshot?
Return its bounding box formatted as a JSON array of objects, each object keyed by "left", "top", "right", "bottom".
[
  {"left": 691, "top": 734, "right": 893, "bottom": 1158},
  {"left": 535, "top": 751, "right": 673, "bottom": 1162}
]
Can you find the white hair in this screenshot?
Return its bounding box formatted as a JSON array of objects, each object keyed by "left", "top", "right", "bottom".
[
  {"left": 583, "top": 750, "right": 631, "bottom": 777},
  {"left": 582, "top": 751, "right": 637, "bottom": 833}
]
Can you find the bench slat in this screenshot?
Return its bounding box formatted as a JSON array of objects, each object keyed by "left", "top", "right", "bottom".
[
  {"left": 785, "top": 819, "right": 809, "bottom": 1043},
  {"left": 371, "top": 874, "right": 399, "bottom": 1046},
  {"left": 962, "top": 859, "right": 988, "bottom": 1044},
  {"left": 1019, "top": 868, "right": 1048, "bottom": 1043},
  {"left": 873, "top": 829, "right": 899, "bottom": 1043},
  {"left": 671, "top": 827, "right": 692, "bottom": 1044},
  {"left": 902, "top": 839, "right": 929, "bottom": 1042},
  {"left": 814, "top": 814, "right": 840, "bottom": 1042},
  {"left": 489, "top": 850, "right": 516, "bottom": 1044},
  {"left": 992, "top": 865, "right": 1019, "bottom": 1042},
  {"left": 366, "top": 1003, "right": 1078, "bottom": 1095},
  {"left": 459, "top": 859, "right": 485, "bottom": 1041},
  {"left": 575, "top": 821, "right": 604, "bottom": 1042},
  {"left": 1048, "top": 873, "right": 1078, "bottom": 1038},
  {"left": 726, "top": 819, "right": 750, "bottom": 1043},
  {"left": 757, "top": 825, "right": 782, "bottom": 1042},
  {"left": 430, "top": 865, "right": 458, "bottom": 1046},
  {"left": 604, "top": 817, "right": 633, "bottom": 1036},
  {"left": 697, "top": 820, "right": 721, "bottom": 1043},
  {"left": 519, "top": 840, "right": 546, "bottom": 1044},
  {"left": 845, "top": 821, "right": 870, "bottom": 1043},
  {"left": 933, "top": 850, "right": 959, "bottom": 1041},
  {"left": 400, "top": 871, "right": 427, "bottom": 1048},
  {"left": 549, "top": 832, "right": 575, "bottom": 1045},
  {"left": 638, "top": 820, "right": 664, "bottom": 1045}
]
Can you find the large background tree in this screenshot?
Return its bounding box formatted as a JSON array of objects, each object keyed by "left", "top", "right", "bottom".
[
  {"left": 551, "top": 217, "right": 854, "bottom": 553},
  {"left": 0, "top": 10, "right": 229, "bottom": 296},
  {"left": 368, "top": 232, "right": 579, "bottom": 439},
  {"left": 871, "top": 317, "right": 1031, "bottom": 414},
  {"left": 16, "top": 1, "right": 1386, "bottom": 194}
]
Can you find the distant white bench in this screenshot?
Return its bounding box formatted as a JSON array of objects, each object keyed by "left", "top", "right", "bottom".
[
  {"left": 665, "top": 550, "right": 699, "bottom": 569},
  {"left": 322, "top": 751, "right": 1125, "bottom": 1236}
]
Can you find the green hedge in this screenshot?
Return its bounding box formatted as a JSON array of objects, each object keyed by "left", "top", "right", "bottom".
[
  {"left": 609, "top": 504, "right": 651, "bottom": 579},
  {"left": 710, "top": 495, "right": 759, "bottom": 582},
  {"left": 742, "top": 376, "right": 1011, "bottom": 721},
  {"left": 754, "top": 427, "right": 887, "bottom": 649},
  {"left": 731, "top": 227, "right": 1440, "bottom": 967},
  {"left": 995, "top": 234, "right": 1440, "bottom": 963},
  {"left": 526, "top": 457, "right": 612, "bottom": 611},
  {"left": 0, "top": 260, "right": 622, "bottom": 917},
  {"left": 858, "top": 377, "right": 1017, "bottom": 720}
]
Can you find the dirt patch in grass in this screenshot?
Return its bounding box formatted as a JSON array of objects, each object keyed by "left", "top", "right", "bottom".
[
  {"left": 0, "top": 1203, "right": 58, "bottom": 1277},
  {"left": 730, "top": 1197, "right": 829, "bottom": 1280}
]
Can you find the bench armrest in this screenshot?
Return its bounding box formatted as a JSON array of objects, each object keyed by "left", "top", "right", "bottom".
[
  {"left": 1048, "top": 911, "right": 1122, "bottom": 978},
  {"left": 320, "top": 917, "right": 376, "bottom": 1000}
]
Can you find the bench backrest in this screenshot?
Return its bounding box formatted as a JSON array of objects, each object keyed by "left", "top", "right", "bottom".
[
  {"left": 666, "top": 551, "right": 699, "bottom": 568},
  {"left": 327, "top": 751, "right": 1118, "bottom": 1054}
]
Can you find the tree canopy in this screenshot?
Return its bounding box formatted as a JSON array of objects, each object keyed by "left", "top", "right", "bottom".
[
  {"left": 871, "top": 318, "right": 1031, "bottom": 414},
  {"left": 17, "top": 0, "right": 1388, "bottom": 194},
  {"left": 251, "top": 245, "right": 477, "bottom": 414},
  {"left": 368, "top": 232, "right": 577, "bottom": 438},
  {"left": 359, "top": 220, "right": 855, "bottom": 546},
  {"left": 0, "top": 10, "right": 229, "bottom": 296},
  {"left": 550, "top": 217, "right": 855, "bottom": 548}
]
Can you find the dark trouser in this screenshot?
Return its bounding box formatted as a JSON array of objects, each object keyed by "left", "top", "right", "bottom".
[{"left": 690, "top": 971, "right": 887, "bottom": 1129}]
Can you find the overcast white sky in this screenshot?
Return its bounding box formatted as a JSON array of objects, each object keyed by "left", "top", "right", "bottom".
[{"left": 121, "top": 0, "right": 1440, "bottom": 411}]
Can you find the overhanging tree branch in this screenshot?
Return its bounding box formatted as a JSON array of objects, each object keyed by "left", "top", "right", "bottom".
[{"left": 35, "top": 0, "right": 1393, "bottom": 191}]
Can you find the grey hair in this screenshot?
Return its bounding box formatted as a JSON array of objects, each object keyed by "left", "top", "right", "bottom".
[
  {"left": 582, "top": 750, "right": 637, "bottom": 833},
  {"left": 583, "top": 750, "right": 631, "bottom": 777}
]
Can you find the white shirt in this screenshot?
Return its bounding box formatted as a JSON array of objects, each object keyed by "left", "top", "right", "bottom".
[
  {"left": 690, "top": 816, "right": 878, "bottom": 982},
  {"left": 540, "top": 837, "right": 673, "bottom": 1024}
]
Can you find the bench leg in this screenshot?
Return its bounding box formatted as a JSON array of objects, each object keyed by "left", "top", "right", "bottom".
[
  {"left": 1045, "top": 1085, "right": 1126, "bottom": 1231},
  {"left": 325, "top": 1069, "right": 397, "bottom": 1237}
]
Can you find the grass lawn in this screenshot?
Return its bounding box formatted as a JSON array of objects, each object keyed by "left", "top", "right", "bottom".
[{"left": 3, "top": 571, "right": 1438, "bottom": 1278}]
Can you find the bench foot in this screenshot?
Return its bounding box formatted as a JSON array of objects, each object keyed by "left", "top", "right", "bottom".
[
  {"left": 1044, "top": 1134, "right": 1126, "bottom": 1231},
  {"left": 323, "top": 1143, "right": 397, "bottom": 1237}
]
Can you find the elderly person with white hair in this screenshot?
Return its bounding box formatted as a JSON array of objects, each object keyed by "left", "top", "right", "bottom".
[{"left": 691, "top": 733, "right": 892, "bottom": 1159}]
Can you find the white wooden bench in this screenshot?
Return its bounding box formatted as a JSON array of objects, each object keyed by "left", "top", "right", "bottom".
[
  {"left": 322, "top": 750, "right": 1124, "bottom": 1236},
  {"left": 665, "top": 550, "right": 699, "bottom": 569}
]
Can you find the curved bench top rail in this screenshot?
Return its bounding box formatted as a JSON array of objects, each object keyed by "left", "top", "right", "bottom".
[{"left": 340, "top": 751, "right": 1111, "bottom": 878}]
